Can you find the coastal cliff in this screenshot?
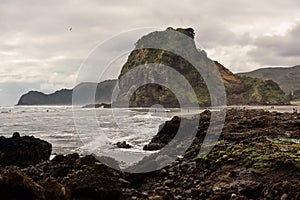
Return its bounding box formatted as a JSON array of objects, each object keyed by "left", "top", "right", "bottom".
[{"left": 116, "top": 27, "right": 288, "bottom": 107}]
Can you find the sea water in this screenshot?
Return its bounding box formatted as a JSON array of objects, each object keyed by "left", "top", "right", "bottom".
[{"left": 0, "top": 104, "right": 297, "bottom": 167}]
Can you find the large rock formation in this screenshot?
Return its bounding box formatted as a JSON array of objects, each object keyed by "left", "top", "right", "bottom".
[
  {"left": 116, "top": 27, "right": 288, "bottom": 107},
  {"left": 17, "top": 28, "right": 290, "bottom": 107},
  {"left": 0, "top": 133, "right": 52, "bottom": 168}
]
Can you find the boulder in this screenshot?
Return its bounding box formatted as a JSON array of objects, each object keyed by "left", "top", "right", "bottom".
[
  {"left": 0, "top": 167, "right": 46, "bottom": 200},
  {"left": 143, "top": 115, "right": 199, "bottom": 151},
  {"left": 0, "top": 167, "right": 70, "bottom": 200},
  {"left": 40, "top": 177, "right": 69, "bottom": 200},
  {"left": 0, "top": 133, "right": 52, "bottom": 168},
  {"left": 61, "top": 162, "right": 121, "bottom": 200},
  {"left": 143, "top": 116, "right": 180, "bottom": 151},
  {"left": 115, "top": 141, "right": 132, "bottom": 149}
]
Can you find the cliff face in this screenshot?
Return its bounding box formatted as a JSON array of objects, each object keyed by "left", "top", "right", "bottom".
[
  {"left": 17, "top": 80, "right": 117, "bottom": 105},
  {"left": 116, "top": 28, "right": 288, "bottom": 107}
]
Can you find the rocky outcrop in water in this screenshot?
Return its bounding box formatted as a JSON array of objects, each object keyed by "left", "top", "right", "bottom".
[
  {"left": 115, "top": 141, "right": 132, "bottom": 149},
  {"left": 0, "top": 132, "right": 51, "bottom": 168}
]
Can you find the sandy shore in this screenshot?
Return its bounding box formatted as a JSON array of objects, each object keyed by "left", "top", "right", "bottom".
[{"left": 227, "top": 101, "right": 300, "bottom": 113}]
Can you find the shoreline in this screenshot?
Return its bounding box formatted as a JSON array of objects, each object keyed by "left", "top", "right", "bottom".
[{"left": 8, "top": 99, "right": 300, "bottom": 108}]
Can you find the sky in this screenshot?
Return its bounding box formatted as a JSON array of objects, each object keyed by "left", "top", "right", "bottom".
[{"left": 1, "top": 0, "right": 300, "bottom": 105}]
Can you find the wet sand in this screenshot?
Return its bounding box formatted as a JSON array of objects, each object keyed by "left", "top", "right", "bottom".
[{"left": 229, "top": 101, "right": 300, "bottom": 113}]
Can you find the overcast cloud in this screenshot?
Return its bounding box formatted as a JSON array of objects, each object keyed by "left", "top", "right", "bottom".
[{"left": 0, "top": 0, "right": 300, "bottom": 105}]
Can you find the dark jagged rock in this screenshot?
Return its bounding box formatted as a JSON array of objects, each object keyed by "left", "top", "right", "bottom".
[
  {"left": 26, "top": 154, "right": 122, "bottom": 200},
  {"left": 143, "top": 111, "right": 211, "bottom": 151},
  {"left": 0, "top": 168, "right": 47, "bottom": 200},
  {"left": 1, "top": 154, "right": 122, "bottom": 200},
  {"left": 136, "top": 109, "right": 300, "bottom": 199},
  {"left": 115, "top": 141, "right": 132, "bottom": 149},
  {"left": 39, "top": 177, "right": 69, "bottom": 200},
  {"left": 61, "top": 163, "right": 121, "bottom": 200},
  {"left": 12, "top": 132, "right": 20, "bottom": 139},
  {"left": 0, "top": 133, "right": 52, "bottom": 168},
  {"left": 0, "top": 169, "right": 69, "bottom": 200},
  {"left": 143, "top": 116, "right": 181, "bottom": 151}
]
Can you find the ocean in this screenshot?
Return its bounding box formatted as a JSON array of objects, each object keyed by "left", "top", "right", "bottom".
[
  {"left": 0, "top": 104, "right": 298, "bottom": 168},
  {"left": 0, "top": 106, "right": 199, "bottom": 166}
]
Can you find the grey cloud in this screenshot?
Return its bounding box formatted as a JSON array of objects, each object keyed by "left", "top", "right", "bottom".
[
  {"left": 248, "top": 22, "right": 300, "bottom": 66},
  {"left": 195, "top": 25, "right": 253, "bottom": 49},
  {"left": 0, "top": 82, "right": 40, "bottom": 105},
  {"left": 1, "top": 0, "right": 300, "bottom": 105}
]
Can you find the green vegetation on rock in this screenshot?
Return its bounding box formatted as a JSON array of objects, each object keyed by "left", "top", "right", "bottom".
[
  {"left": 117, "top": 27, "right": 288, "bottom": 107},
  {"left": 240, "top": 76, "right": 288, "bottom": 105},
  {"left": 238, "top": 66, "right": 300, "bottom": 96}
]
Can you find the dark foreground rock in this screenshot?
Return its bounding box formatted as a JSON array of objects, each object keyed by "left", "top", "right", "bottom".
[
  {"left": 0, "top": 154, "right": 122, "bottom": 200},
  {"left": 136, "top": 109, "right": 300, "bottom": 199},
  {"left": 0, "top": 133, "right": 52, "bottom": 168},
  {"left": 0, "top": 109, "right": 299, "bottom": 199},
  {"left": 143, "top": 116, "right": 181, "bottom": 151}
]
